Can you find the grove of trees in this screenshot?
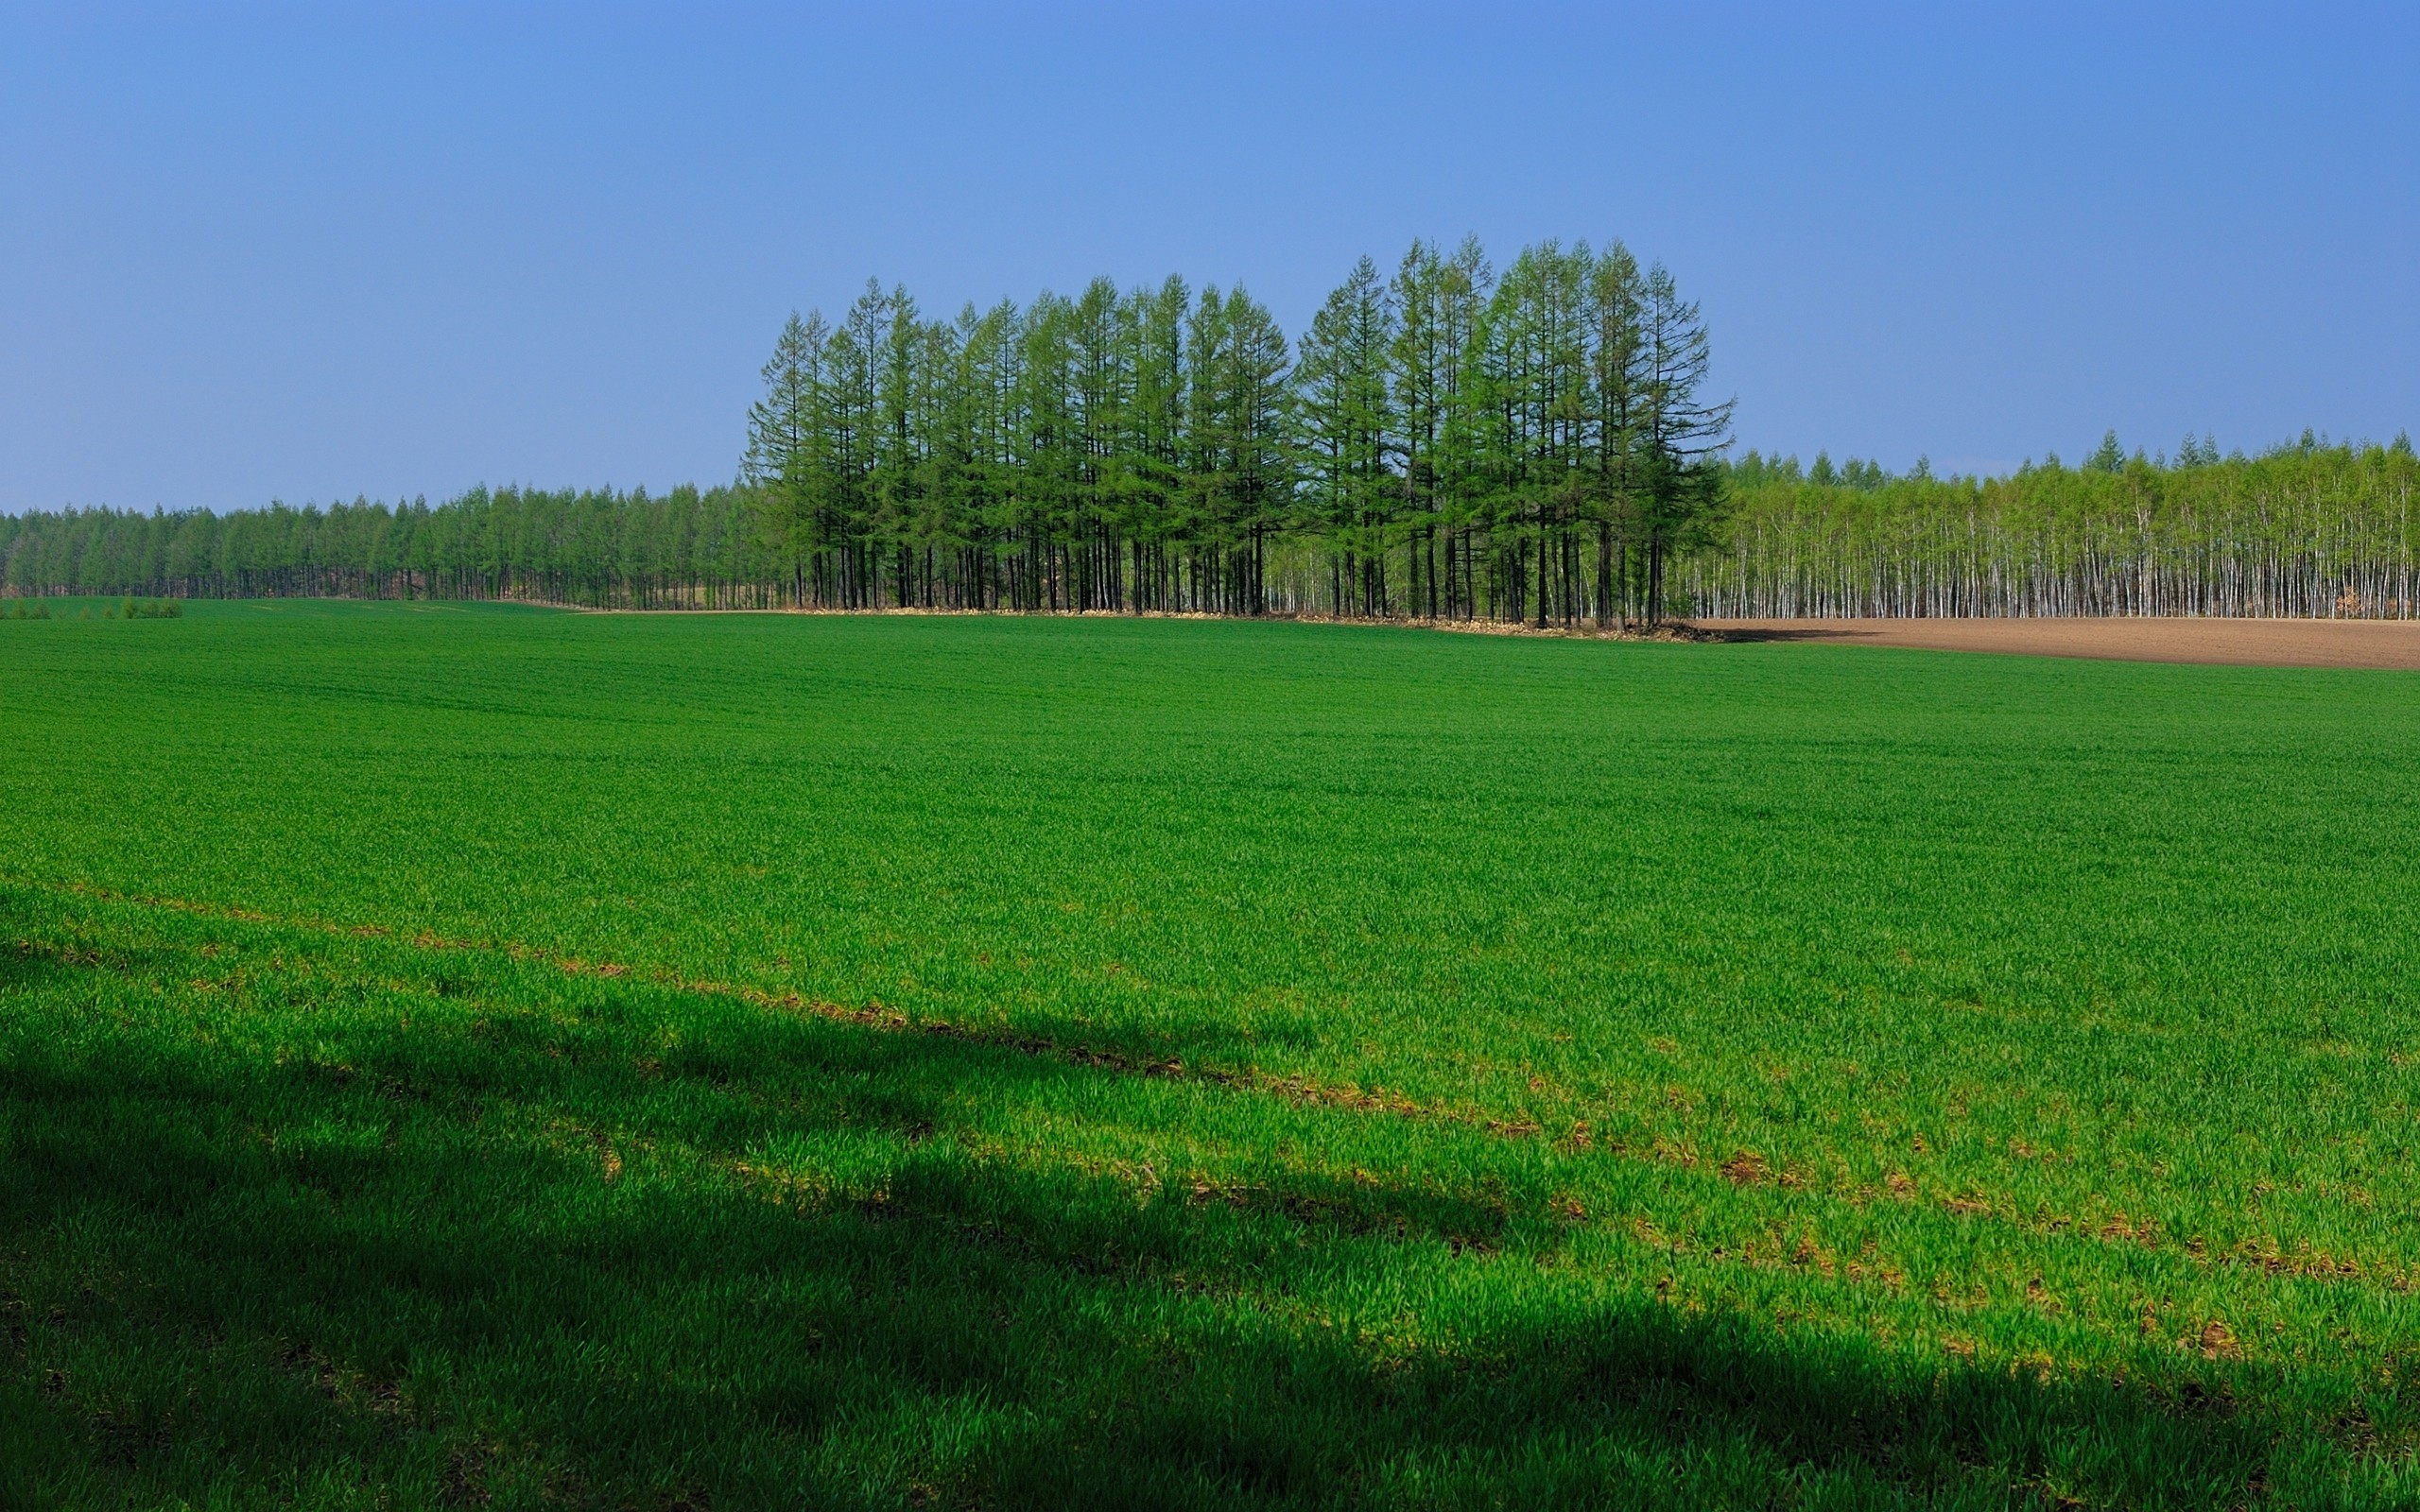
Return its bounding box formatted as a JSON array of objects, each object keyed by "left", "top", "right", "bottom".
[{"left": 736, "top": 239, "right": 1730, "bottom": 627}]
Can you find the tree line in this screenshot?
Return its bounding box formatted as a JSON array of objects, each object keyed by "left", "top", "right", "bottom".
[
  {"left": 13, "top": 436, "right": 2413, "bottom": 622},
  {"left": 4, "top": 232, "right": 2413, "bottom": 622},
  {"left": 0, "top": 486, "right": 777, "bottom": 610},
  {"left": 1701, "top": 432, "right": 2420, "bottom": 619}
]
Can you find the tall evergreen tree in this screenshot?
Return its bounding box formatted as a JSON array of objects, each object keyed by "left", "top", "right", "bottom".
[
  {"left": 1298, "top": 256, "right": 1397, "bottom": 614},
  {"left": 1584, "top": 244, "right": 1648, "bottom": 626},
  {"left": 1390, "top": 242, "right": 1447, "bottom": 618},
  {"left": 742, "top": 310, "right": 828, "bottom": 606},
  {"left": 1634, "top": 264, "right": 1734, "bottom": 624}
]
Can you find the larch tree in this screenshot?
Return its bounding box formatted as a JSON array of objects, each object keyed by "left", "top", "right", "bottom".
[
  {"left": 1634, "top": 263, "right": 1734, "bottom": 625},
  {"left": 1584, "top": 244, "right": 1647, "bottom": 626},
  {"left": 1298, "top": 255, "right": 1398, "bottom": 616},
  {"left": 742, "top": 310, "right": 829, "bottom": 606}
]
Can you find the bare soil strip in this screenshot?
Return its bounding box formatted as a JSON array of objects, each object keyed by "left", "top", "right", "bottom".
[{"left": 1695, "top": 617, "right": 2420, "bottom": 669}]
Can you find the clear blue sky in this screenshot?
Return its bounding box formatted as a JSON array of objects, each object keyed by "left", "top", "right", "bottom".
[{"left": 4, "top": 1, "right": 2413, "bottom": 513}]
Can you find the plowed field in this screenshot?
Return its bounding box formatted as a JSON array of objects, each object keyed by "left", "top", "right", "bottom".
[{"left": 1701, "top": 615, "right": 2420, "bottom": 668}]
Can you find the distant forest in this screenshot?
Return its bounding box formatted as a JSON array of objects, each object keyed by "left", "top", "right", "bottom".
[{"left": 5, "top": 237, "right": 2416, "bottom": 621}]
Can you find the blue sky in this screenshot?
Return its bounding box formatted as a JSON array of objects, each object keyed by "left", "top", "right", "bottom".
[{"left": 3, "top": 1, "right": 2413, "bottom": 513}]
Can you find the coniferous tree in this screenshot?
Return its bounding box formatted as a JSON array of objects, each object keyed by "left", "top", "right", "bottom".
[
  {"left": 1431, "top": 238, "right": 1493, "bottom": 619},
  {"left": 1120, "top": 278, "right": 1190, "bottom": 610},
  {"left": 1585, "top": 243, "right": 1649, "bottom": 625},
  {"left": 1634, "top": 264, "right": 1734, "bottom": 625},
  {"left": 742, "top": 311, "right": 824, "bottom": 580},
  {"left": 1298, "top": 256, "right": 1397, "bottom": 615},
  {"left": 1390, "top": 242, "right": 1449, "bottom": 618}
]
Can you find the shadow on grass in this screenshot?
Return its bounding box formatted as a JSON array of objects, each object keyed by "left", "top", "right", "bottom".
[
  {"left": 1697, "top": 626, "right": 1891, "bottom": 646},
  {"left": 0, "top": 904, "right": 2360, "bottom": 1509}
]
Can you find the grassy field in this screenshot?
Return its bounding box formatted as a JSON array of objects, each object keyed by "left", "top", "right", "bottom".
[{"left": 5, "top": 600, "right": 2420, "bottom": 1508}]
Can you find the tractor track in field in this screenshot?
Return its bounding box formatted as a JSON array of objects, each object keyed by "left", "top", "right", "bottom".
[{"left": 11, "top": 875, "right": 2411, "bottom": 1300}]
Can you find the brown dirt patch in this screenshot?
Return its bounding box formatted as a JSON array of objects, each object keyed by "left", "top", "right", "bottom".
[{"left": 1696, "top": 617, "right": 2420, "bottom": 670}]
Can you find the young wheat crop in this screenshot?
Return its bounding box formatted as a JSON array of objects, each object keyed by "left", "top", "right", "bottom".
[{"left": 3, "top": 602, "right": 2416, "bottom": 1507}]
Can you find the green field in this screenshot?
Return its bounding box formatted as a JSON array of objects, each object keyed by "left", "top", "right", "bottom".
[{"left": 6, "top": 601, "right": 2420, "bottom": 1508}]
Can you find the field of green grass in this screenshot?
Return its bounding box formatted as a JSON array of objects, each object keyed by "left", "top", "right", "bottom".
[{"left": 6, "top": 600, "right": 2420, "bottom": 1508}]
